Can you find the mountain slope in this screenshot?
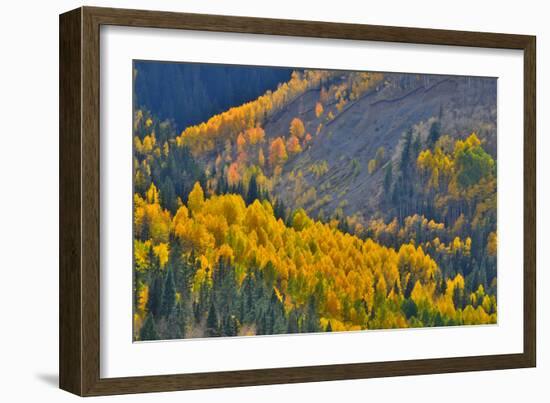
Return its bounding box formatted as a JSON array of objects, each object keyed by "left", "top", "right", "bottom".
[
  {"left": 132, "top": 67, "right": 498, "bottom": 340},
  {"left": 266, "top": 73, "right": 496, "bottom": 222}
]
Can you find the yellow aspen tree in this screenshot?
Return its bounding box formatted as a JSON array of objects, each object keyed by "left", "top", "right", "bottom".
[{"left": 187, "top": 182, "right": 204, "bottom": 215}]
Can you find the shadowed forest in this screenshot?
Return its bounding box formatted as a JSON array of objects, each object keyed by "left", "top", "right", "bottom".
[{"left": 132, "top": 62, "right": 497, "bottom": 341}]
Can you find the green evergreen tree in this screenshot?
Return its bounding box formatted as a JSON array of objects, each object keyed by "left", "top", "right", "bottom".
[
  {"left": 437, "top": 278, "right": 447, "bottom": 296},
  {"left": 140, "top": 314, "right": 159, "bottom": 341},
  {"left": 399, "top": 129, "right": 413, "bottom": 173},
  {"left": 160, "top": 177, "right": 177, "bottom": 214},
  {"left": 140, "top": 213, "right": 151, "bottom": 241},
  {"left": 453, "top": 286, "right": 464, "bottom": 310},
  {"left": 160, "top": 267, "right": 176, "bottom": 317},
  {"left": 223, "top": 315, "right": 240, "bottom": 337},
  {"left": 147, "top": 273, "right": 164, "bottom": 318},
  {"left": 428, "top": 120, "right": 441, "bottom": 149},
  {"left": 305, "top": 296, "right": 320, "bottom": 333},
  {"left": 401, "top": 298, "right": 418, "bottom": 319},
  {"left": 434, "top": 312, "right": 444, "bottom": 327},
  {"left": 412, "top": 134, "right": 421, "bottom": 162},
  {"left": 287, "top": 309, "right": 300, "bottom": 334},
  {"left": 268, "top": 290, "right": 287, "bottom": 334},
  {"left": 166, "top": 302, "right": 185, "bottom": 339},
  {"left": 273, "top": 198, "right": 287, "bottom": 222},
  {"left": 206, "top": 301, "right": 219, "bottom": 337},
  {"left": 241, "top": 270, "right": 255, "bottom": 323},
  {"left": 404, "top": 277, "right": 415, "bottom": 299},
  {"left": 246, "top": 174, "right": 259, "bottom": 205}
]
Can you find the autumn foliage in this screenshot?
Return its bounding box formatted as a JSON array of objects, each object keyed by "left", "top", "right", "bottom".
[
  {"left": 133, "top": 179, "right": 496, "bottom": 338},
  {"left": 132, "top": 68, "right": 497, "bottom": 340}
]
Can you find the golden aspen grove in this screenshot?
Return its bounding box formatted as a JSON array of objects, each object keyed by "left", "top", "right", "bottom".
[{"left": 133, "top": 62, "right": 497, "bottom": 340}]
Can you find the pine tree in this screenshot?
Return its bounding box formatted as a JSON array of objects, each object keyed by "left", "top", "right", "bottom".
[
  {"left": 399, "top": 129, "right": 413, "bottom": 173},
  {"left": 428, "top": 120, "right": 441, "bottom": 149},
  {"left": 326, "top": 321, "right": 333, "bottom": 332},
  {"left": 453, "top": 286, "right": 464, "bottom": 310},
  {"left": 305, "top": 296, "right": 320, "bottom": 333},
  {"left": 166, "top": 302, "right": 185, "bottom": 339},
  {"left": 223, "top": 315, "right": 240, "bottom": 337},
  {"left": 256, "top": 310, "right": 266, "bottom": 335},
  {"left": 287, "top": 309, "right": 299, "bottom": 334},
  {"left": 434, "top": 312, "right": 444, "bottom": 327},
  {"left": 242, "top": 271, "right": 255, "bottom": 323},
  {"left": 206, "top": 302, "right": 219, "bottom": 337},
  {"left": 160, "top": 177, "right": 177, "bottom": 214},
  {"left": 140, "top": 213, "right": 151, "bottom": 241},
  {"left": 147, "top": 273, "right": 164, "bottom": 318},
  {"left": 140, "top": 314, "right": 159, "bottom": 341},
  {"left": 437, "top": 278, "right": 447, "bottom": 296},
  {"left": 404, "top": 277, "right": 415, "bottom": 299},
  {"left": 401, "top": 298, "right": 418, "bottom": 319},
  {"left": 246, "top": 175, "right": 259, "bottom": 205},
  {"left": 412, "top": 134, "right": 421, "bottom": 162},
  {"left": 160, "top": 267, "right": 176, "bottom": 317},
  {"left": 273, "top": 198, "right": 286, "bottom": 222}
]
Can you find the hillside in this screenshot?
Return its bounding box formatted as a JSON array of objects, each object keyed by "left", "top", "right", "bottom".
[
  {"left": 270, "top": 73, "right": 496, "bottom": 222},
  {"left": 132, "top": 66, "right": 498, "bottom": 340},
  {"left": 170, "top": 70, "right": 496, "bottom": 226},
  {"left": 134, "top": 61, "right": 293, "bottom": 131}
]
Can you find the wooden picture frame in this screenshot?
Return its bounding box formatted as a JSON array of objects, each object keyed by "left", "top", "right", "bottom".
[{"left": 59, "top": 6, "right": 536, "bottom": 396}]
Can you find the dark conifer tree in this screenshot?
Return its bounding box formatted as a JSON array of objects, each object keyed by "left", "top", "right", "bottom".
[
  {"left": 401, "top": 298, "right": 418, "bottom": 320},
  {"left": 206, "top": 301, "right": 219, "bottom": 337},
  {"left": 434, "top": 312, "right": 444, "bottom": 327},
  {"left": 140, "top": 314, "right": 159, "bottom": 341},
  {"left": 428, "top": 120, "right": 441, "bottom": 149},
  {"left": 404, "top": 277, "right": 415, "bottom": 299},
  {"left": 166, "top": 302, "right": 186, "bottom": 339},
  {"left": 147, "top": 273, "right": 164, "bottom": 318},
  {"left": 437, "top": 278, "right": 448, "bottom": 296},
  {"left": 241, "top": 270, "right": 255, "bottom": 323},
  {"left": 223, "top": 315, "right": 240, "bottom": 337},
  {"left": 287, "top": 309, "right": 300, "bottom": 334},
  {"left": 274, "top": 198, "right": 287, "bottom": 222},
  {"left": 305, "top": 296, "right": 320, "bottom": 333},
  {"left": 399, "top": 129, "right": 413, "bottom": 173},
  {"left": 160, "top": 177, "right": 177, "bottom": 214},
  {"left": 453, "top": 286, "right": 464, "bottom": 310},
  {"left": 246, "top": 174, "right": 259, "bottom": 205},
  {"left": 160, "top": 267, "right": 176, "bottom": 317}
]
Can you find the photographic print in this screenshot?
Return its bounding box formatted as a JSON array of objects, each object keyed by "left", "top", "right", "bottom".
[{"left": 132, "top": 61, "right": 497, "bottom": 341}]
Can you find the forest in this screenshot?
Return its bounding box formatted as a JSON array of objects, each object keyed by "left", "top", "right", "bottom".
[{"left": 132, "top": 64, "right": 497, "bottom": 341}]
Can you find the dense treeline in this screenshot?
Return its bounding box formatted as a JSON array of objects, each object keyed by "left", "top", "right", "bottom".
[
  {"left": 134, "top": 62, "right": 293, "bottom": 131},
  {"left": 135, "top": 183, "right": 495, "bottom": 340},
  {"left": 132, "top": 68, "right": 497, "bottom": 340},
  {"left": 372, "top": 127, "right": 497, "bottom": 301}
]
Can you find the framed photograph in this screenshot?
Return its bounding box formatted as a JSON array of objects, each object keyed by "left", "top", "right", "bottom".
[{"left": 59, "top": 6, "right": 536, "bottom": 396}]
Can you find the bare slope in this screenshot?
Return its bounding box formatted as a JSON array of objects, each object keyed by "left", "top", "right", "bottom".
[{"left": 268, "top": 73, "right": 496, "bottom": 222}]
